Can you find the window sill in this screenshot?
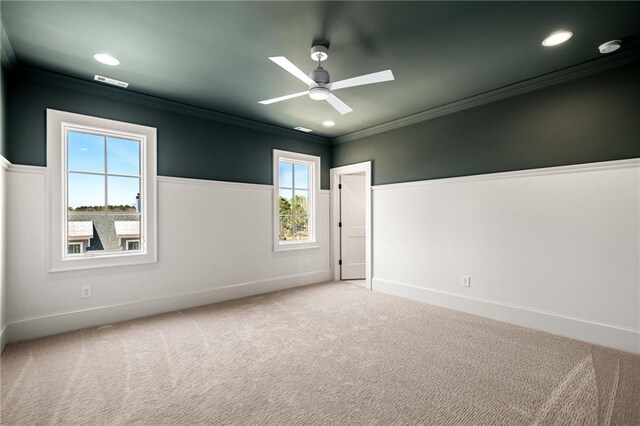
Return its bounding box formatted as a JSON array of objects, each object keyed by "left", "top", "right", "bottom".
[
  {"left": 49, "top": 251, "right": 157, "bottom": 273},
  {"left": 274, "top": 242, "right": 320, "bottom": 252}
]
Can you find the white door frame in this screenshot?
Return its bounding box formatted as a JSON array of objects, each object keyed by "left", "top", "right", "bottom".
[{"left": 330, "top": 161, "right": 372, "bottom": 290}]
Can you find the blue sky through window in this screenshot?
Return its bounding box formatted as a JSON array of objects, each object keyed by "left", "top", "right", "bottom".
[
  {"left": 108, "top": 137, "right": 140, "bottom": 175},
  {"left": 108, "top": 176, "right": 140, "bottom": 207},
  {"left": 68, "top": 173, "right": 105, "bottom": 209},
  {"left": 279, "top": 161, "right": 309, "bottom": 189},
  {"left": 68, "top": 132, "right": 104, "bottom": 173},
  {"left": 294, "top": 164, "right": 309, "bottom": 189},
  {"left": 67, "top": 131, "right": 141, "bottom": 209},
  {"left": 279, "top": 162, "right": 293, "bottom": 188}
]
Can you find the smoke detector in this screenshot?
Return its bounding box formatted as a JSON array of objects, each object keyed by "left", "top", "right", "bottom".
[{"left": 598, "top": 40, "right": 622, "bottom": 54}]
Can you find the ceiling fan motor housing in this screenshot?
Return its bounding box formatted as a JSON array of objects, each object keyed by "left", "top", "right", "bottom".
[{"left": 309, "top": 67, "right": 330, "bottom": 85}]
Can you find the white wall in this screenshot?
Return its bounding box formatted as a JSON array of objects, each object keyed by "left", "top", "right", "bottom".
[
  {"left": 0, "top": 157, "right": 7, "bottom": 352},
  {"left": 6, "top": 159, "right": 639, "bottom": 354},
  {"left": 4, "top": 167, "right": 331, "bottom": 343},
  {"left": 372, "top": 159, "right": 640, "bottom": 353}
]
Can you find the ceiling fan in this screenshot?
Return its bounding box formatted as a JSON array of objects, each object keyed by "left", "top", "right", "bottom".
[{"left": 259, "top": 45, "right": 394, "bottom": 115}]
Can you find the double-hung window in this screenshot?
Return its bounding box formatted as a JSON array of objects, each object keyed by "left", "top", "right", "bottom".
[
  {"left": 47, "top": 109, "right": 157, "bottom": 271},
  {"left": 273, "top": 150, "right": 320, "bottom": 251}
]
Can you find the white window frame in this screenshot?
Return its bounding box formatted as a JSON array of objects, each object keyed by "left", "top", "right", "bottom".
[
  {"left": 273, "top": 149, "right": 320, "bottom": 252},
  {"left": 67, "top": 242, "right": 82, "bottom": 255},
  {"left": 126, "top": 240, "right": 140, "bottom": 251},
  {"left": 47, "top": 109, "right": 158, "bottom": 272}
]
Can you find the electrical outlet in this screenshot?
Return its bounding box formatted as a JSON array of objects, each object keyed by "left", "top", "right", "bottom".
[
  {"left": 305, "top": 258, "right": 310, "bottom": 267},
  {"left": 461, "top": 276, "right": 471, "bottom": 288},
  {"left": 81, "top": 285, "right": 92, "bottom": 298}
]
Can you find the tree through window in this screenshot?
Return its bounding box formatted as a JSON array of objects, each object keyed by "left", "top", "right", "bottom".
[{"left": 278, "top": 161, "right": 310, "bottom": 241}]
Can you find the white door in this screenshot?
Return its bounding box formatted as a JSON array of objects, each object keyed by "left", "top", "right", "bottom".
[{"left": 340, "top": 174, "right": 366, "bottom": 280}]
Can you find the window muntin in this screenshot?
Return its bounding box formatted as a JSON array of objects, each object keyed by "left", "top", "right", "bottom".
[
  {"left": 65, "top": 129, "right": 142, "bottom": 256},
  {"left": 127, "top": 240, "right": 140, "bottom": 251},
  {"left": 273, "top": 150, "right": 320, "bottom": 251}
]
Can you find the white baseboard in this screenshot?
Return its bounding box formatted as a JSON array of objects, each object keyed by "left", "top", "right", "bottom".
[
  {"left": 373, "top": 278, "right": 640, "bottom": 354},
  {"left": 4, "top": 269, "right": 332, "bottom": 346}
]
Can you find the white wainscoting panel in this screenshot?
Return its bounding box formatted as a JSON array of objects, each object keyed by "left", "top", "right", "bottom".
[
  {"left": 372, "top": 159, "right": 640, "bottom": 353},
  {"left": 0, "top": 156, "right": 8, "bottom": 352},
  {"left": 5, "top": 169, "right": 331, "bottom": 343}
]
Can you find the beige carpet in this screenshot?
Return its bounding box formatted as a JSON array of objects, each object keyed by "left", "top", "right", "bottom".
[{"left": 1, "top": 282, "right": 639, "bottom": 425}]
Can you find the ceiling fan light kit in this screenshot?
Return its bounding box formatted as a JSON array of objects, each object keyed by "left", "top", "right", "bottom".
[
  {"left": 309, "top": 86, "right": 330, "bottom": 100},
  {"left": 259, "top": 44, "right": 395, "bottom": 115}
]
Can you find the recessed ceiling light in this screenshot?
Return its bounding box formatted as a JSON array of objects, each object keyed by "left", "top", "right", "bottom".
[
  {"left": 294, "top": 126, "right": 313, "bottom": 133},
  {"left": 322, "top": 120, "right": 335, "bottom": 127},
  {"left": 542, "top": 30, "right": 573, "bottom": 47},
  {"left": 93, "top": 53, "right": 120, "bottom": 66}
]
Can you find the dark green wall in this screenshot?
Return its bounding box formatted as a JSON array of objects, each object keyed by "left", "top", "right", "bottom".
[
  {"left": 332, "top": 62, "right": 640, "bottom": 185},
  {"left": 6, "top": 68, "right": 332, "bottom": 188},
  {"left": 7, "top": 62, "right": 640, "bottom": 188}
]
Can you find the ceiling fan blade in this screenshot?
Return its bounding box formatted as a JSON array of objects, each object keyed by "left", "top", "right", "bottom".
[
  {"left": 330, "top": 70, "right": 394, "bottom": 91},
  {"left": 269, "top": 56, "right": 315, "bottom": 86},
  {"left": 259, "top": 91, "right": 309, "bottom": 105},
  {"left": 326, "top": 94, "right": 353, "bottom": 115}
]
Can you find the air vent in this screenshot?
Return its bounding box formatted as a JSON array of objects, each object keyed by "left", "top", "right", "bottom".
[
  {"left": 294, "top": 126, "right": 313, "bottom": 133},
  {"left": 94, "top": 75, "right": 129, "bottom": 88}
]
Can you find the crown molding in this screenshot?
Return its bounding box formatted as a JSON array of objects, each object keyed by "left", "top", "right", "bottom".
[
  {"left": 0, "top": 16, "right": 18, "bottom": 68},
  {"left": 332, "top": 49, "right": 640, "bottom": 145},
  {"left": 17, "top": 66, "right": 330, "bottom": 146}
]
